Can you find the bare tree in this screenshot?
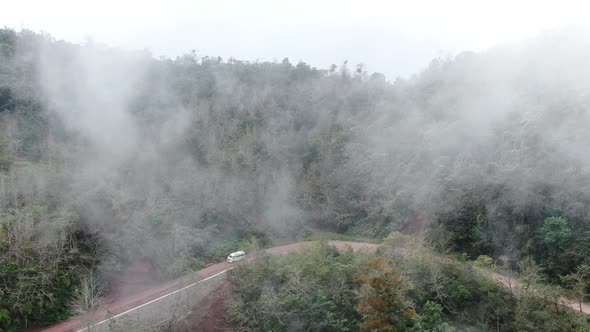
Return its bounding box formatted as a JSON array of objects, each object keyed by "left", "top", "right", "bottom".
[
  {"left": 70, "top": 274, "right": 106, "bottom": 332},
  {"left": 560, "top": 264, "right": 590, "bottom": 313}
]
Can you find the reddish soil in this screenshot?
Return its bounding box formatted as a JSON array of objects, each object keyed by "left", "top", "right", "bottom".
[
  {"left": 106, "top": 261, "right": 161, "bottom": 303},
  {"left": 187, "top": 280, "right": 232, "bottom": 332},
  {"left": 38, "top": 262, "right": 235, "bottom": 332}
]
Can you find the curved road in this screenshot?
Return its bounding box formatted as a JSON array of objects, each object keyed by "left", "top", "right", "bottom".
[
  {"left": 41, "top": 241, "right": 378, "bottom": 332},
  {"left": 490, "top": 271, "right": 590, "bottom": 314},
  {"left": 40, "top": 240, "right": 590, "bottom": 331}
]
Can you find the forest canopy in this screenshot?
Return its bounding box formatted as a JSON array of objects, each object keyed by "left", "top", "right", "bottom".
[{"left": 1, "top": 28, "right": 590, "bottom": 329}]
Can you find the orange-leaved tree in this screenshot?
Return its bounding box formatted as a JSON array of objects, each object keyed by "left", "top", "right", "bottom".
[{"left": 356, "top": 257, "right": 417, "bottom": 331}]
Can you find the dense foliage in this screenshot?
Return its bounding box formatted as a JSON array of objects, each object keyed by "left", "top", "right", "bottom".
[
  {"left": 383, "top": 233, "right": 590, "bottom": 331},
  {"left": 228, "top": 243, "right": 449, "bottom": 331},
  {"left": 0, "top": 205, "right": 98, "bottom": 330},
  {"left": 229, "top": 243, "right": 364, "bottom": 331},
  {"left": 229, "top": 239, "right": 590, "bottom": 331},
  {"left": 2, "top": 27, "right": 590, "bottom": 329}
]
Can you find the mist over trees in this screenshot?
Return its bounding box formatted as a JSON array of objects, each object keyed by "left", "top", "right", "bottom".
[{"left": 1, "top": 27, "right": 590, "bottom": 329}]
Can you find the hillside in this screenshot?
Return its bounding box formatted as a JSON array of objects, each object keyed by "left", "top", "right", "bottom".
[
  {"left": 1, "top": 28, "right": 590, "bottom": 330},
  {"left": 225, "top": 237, "right": 589, "bottom": 331}
]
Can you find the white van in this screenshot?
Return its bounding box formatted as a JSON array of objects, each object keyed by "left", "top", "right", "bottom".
[{"left": 227, "top": 251, "right": 246, "bottom": 263}]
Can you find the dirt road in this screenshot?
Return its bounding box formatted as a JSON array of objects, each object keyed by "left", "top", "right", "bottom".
[
  {"left": 491, "top": 271, "right": 590, "bottom": 314},
  {"left": 40, "top": 239, "right": 589, "bottom": 332},
  {"left": 40, "top": 240, "right": 378, "bottom": 332}
]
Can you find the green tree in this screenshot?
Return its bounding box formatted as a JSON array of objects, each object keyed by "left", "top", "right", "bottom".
[
  {"left": 229, "top": 244, "right": 361, "bottom": 331},
  {"left": 475, "top": 255, "right": 493, "bottom": 268},
  {"left": 0, "top": 137, "right": 10, "bottom": 172},
  {"left": 541, "top": 217, "right": 571, "bottom": 249},
  {"left": 412, "top": 301, "right": 454, "bottom": 332}
]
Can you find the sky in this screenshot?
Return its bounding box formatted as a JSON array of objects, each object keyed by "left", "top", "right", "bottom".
[{"left": 2, "top": 0, "right": 590, "bottom": 79}]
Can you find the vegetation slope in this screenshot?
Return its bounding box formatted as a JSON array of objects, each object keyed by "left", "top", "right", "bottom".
[{"left": 1, "top": 28, "right": 590, "bottom": 330}]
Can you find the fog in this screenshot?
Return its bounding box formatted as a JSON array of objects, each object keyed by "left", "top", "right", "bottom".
[
  {"left": 4, "top": 0, "right": 590, "bottom": 79},
  {"left": 3, "top": 25, "right": 590, "bottom": 306}
]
